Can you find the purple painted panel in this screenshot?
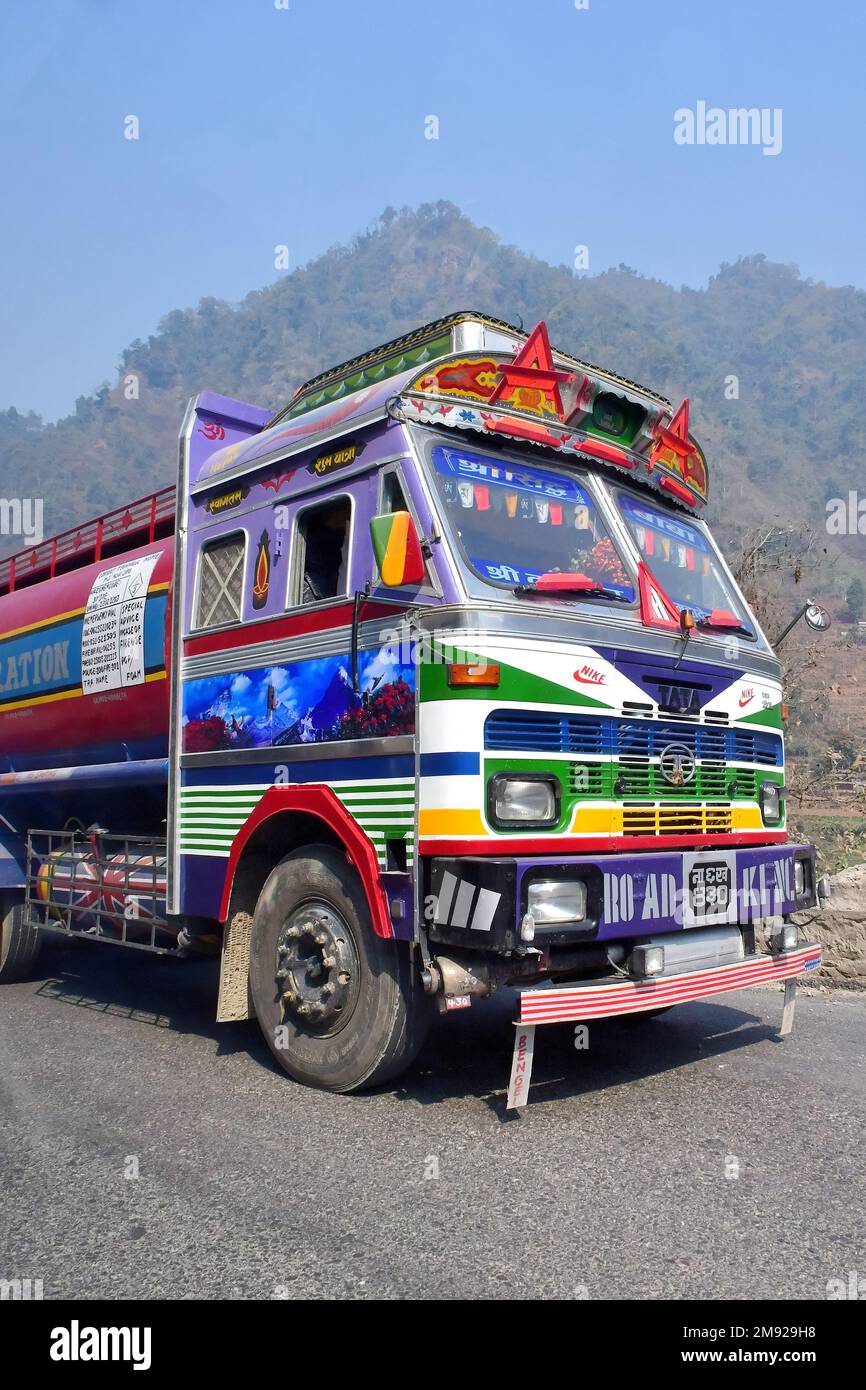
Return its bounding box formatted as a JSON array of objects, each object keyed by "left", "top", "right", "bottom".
[
  {"left": 516, "top": 843, "right": 814, "bottom": 941},
  {"left": 195, "top": 374, "right": 416, "bottom": 484}
]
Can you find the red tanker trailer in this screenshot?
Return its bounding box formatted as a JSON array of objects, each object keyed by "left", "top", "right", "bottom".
[{"left": 0, "top": 488, "right": 174, "bottom": 771}]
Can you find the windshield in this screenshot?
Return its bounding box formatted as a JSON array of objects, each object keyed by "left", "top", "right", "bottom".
[
  {"left": 429, "top": 443, "right": 635, "bottom": 599},
  {"left": 615, "top": 491, "right": 754, "bottom": 636}
]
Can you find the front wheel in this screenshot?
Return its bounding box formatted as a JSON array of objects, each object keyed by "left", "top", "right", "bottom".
[
  {"left": 0, "top": 898, "right": 42, "bottom": 982},
  {"left": 249, "top": 845, "right": 432, "bottom": 1092}
]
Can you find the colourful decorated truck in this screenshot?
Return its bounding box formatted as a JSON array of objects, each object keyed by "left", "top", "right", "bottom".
[{"left": 0, "top": 314, "right": 827, "bottom": 1105}]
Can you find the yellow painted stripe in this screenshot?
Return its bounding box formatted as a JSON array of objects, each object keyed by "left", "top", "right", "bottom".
[
  {"left": 567, "top": 806, "right": 614, "bottom": 834},
  {"left": 418, "top": 808, "right": 487, "bottom": 836},
  {"left": 567, "top": 805, "right": 766, "bottom": 834},
  {"left": 0, "top": 668, "right": 166, "bottom": 714},
  {"left": 1, "top": 606, "right": 87, "bottom": 641}
]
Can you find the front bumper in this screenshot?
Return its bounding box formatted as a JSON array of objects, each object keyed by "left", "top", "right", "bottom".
[
  {"left": 505, "top": 940, "right": 822, "bottom": 1109},
  {"left": 518, "top": 941, "right": 822, "bottom": 1024}
]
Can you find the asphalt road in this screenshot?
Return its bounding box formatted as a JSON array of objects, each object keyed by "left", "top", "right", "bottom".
[{"left": 1, "top": 936, "right": 864, "bottom": 1301}]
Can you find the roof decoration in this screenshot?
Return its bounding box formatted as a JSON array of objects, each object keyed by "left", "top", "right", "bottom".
[
  {"left": 389, "top": 318, "right": 708, "bottom": 510},
  {"left": 252, "top": 313, "right": 707, "bottom": 511}
]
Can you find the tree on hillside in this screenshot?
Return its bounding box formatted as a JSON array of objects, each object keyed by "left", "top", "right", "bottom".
[{"left": 846, "top": 576, "right": 865, "bottom": 622}]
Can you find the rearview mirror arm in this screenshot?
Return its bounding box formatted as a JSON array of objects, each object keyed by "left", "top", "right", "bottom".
[
  {"left": 351, "top": 581, "right": 372, "bottom": 697},
  {"left": 773, "top": 605, "right": 808, "bottom": 650}
]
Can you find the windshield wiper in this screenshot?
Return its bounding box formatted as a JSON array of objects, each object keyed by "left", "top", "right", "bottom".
[{"left": 514, "top": 573, "right": 629, "bottom": 603}]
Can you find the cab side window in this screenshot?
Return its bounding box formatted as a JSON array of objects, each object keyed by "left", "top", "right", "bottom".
[
  {"left": 381, "top": 470, "right": 409, "bottom": 515},
  {"left": 297, "top": 497, "right": 351, "bottom": 604},
  {"left": 195, "top": 532, "right": 245, "bottom": 628}
]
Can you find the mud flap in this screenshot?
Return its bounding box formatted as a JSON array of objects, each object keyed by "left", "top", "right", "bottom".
[
  {"left": 217, "top": 911, "right": 253, "bottom": 1022},
  {"left": 506, "top": 1023, "right": 535, "bottom": 1111},
  {"left": 779, "top": 977, "right": 797, "bottom": 1037}
]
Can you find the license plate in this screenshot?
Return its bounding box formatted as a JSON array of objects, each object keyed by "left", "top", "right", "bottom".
[{"left": 687, "top": 859, "right": 733, "bottom": 923}]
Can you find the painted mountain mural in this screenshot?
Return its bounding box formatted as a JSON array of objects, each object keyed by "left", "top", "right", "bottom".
[{"left": 182, "top": 647, "right": 415, "bottom": 754}]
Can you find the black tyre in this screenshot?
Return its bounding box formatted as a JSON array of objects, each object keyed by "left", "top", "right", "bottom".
[
  {"left": 249, "top": 845, "right": 432, "bottom": 1092},
  {"left": 0, "top": 898, "right": 42, "bottom": 982}
]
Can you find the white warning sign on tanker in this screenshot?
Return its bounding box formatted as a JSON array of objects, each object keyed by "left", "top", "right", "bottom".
[{"left": 81, "top": 552, "right": 162, "bottom": 695}]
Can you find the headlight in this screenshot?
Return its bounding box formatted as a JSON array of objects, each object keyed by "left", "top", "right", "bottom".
[
  {"left": 489, "top": 774, "right": 557, "bottom": 827},
  {"left": 527, "top": 878, "right": 587, "bottom": 926},
  {"left": 630, "top": 944, "right": 665, "bottom": 978},
  {"left": 769, "top": 921, "right": 799, "bottom": 953},
  {"left": 760, "top": 782, "right": 783, "bottom": 825}
]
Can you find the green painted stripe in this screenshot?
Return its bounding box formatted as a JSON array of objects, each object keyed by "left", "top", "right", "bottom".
[{"left": 419, "top": 643, "right": 611, "bottom": 710}]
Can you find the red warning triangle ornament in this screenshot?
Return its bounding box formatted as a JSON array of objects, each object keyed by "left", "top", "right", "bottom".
[
  {"left": 648, "top": 398, "right": 706, "bottom": 494},
  {"left": 488, "top": 321, "right": 571, "bottom": 420},
  {"left": 638, "top": 562, "right": 682, "bottom": 630}
]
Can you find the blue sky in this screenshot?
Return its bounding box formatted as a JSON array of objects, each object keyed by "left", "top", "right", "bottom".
[{"left": 1, "top": 0, "right": 863, "bottom": 421}]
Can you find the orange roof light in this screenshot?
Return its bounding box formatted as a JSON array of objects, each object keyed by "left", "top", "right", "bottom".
[{"left": 448, "top": 662, "right": 500, "bottom": 688}]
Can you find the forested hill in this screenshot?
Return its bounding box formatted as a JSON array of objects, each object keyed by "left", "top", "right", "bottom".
[{"left": 2, "top": 201, "right": 864, "bottom": 589}]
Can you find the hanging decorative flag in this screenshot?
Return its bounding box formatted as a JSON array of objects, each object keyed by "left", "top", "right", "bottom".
[
  {"left": 535, "top": 499, "right": 549, "bottom": 523},
  {"left": 370, "top": 511, "right": 425, "bottom": 588},
  {"left": 635, "top": 525, "right": 646, "bottom": 550},
  {"left": 458, "top": 480, "right": 475, "bottom": 508},
  {"left": 677, "top": 544, "right": 687, "bottom": 567},
  {"left": 686, "top": 548, "right": 695, "bottom": 571},
  {"left": 474, "top": 484, "right": 491, "bottom": 511},
  {"left": 506, "top": 492, "right": 519, "bottom": 518},
  {"left": 574, "top": 505, "right": 590, "bottom": 530},
  {"left": 550, "top": 503, "right": 563, "bottom": 525},
  {"left": 442, "top": 478, "right": 458, "bottom": 504},
  {"left": 702, "top": 555, "right": 711, "bottom": 576},
  {"left": 488, "top": 321, "right": 571, "bottom": 420},
  {"left": 252, "top": 530, "right": 271, "bottom": 610},
  {"left": 662, "top": 537, "right": 671, "bottom": 561},
  {"left": 644, "top": 529, "right": 655, "bottom": 556},
  {"left": 519, "top": 497, "right": 535, "bottom": 521}
]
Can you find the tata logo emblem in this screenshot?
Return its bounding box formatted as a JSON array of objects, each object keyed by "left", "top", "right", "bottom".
[
  {"left": 659, "top": 743, "right": 696, "bottom": 787},
  {"left": 657, "top": 683, "right": 701, "bottom": 714}
]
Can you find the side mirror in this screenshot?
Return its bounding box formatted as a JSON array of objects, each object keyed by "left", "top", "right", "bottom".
[
  {"left": 773, "top": 598, "right": 832, "bottom": 649},
  {"left": 370, "top": 511, "right": 425, "bottom": 587},
  {"left": 804, "top": 602, "right": 832, "bottom": 633}
]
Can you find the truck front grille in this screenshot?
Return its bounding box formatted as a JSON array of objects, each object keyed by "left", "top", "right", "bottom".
[
  {"left": 485, "top": 709, "right": 782, "bottom": 767},
  {"left": 621, "top": 805, "right": 734, "bottom": 836}
]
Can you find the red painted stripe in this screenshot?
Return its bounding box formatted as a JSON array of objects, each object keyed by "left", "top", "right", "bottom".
[
  {"left": 419, "top": 831, "right": 788, "bottom": 857},
  {"left": 519, "top": 946, "right": 821, "bottom": 1023},
  {"left": 521, "top": 945, "right": 820, "bottom": 1011},
  {"left": 523, "top": 959, "right": 813, "bottom": 1021},
  {"left": 184, "top": 599, "right": 405, "bottom": 657}
]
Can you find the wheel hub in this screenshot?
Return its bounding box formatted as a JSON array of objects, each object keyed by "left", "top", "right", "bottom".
[{"left": 276, "top": 904, "right": 356, "bottom": 1032}]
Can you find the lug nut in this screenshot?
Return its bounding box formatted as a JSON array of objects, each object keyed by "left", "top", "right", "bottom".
[{"left": 322, "top": 954, "right": 336, "bottom": 970}]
